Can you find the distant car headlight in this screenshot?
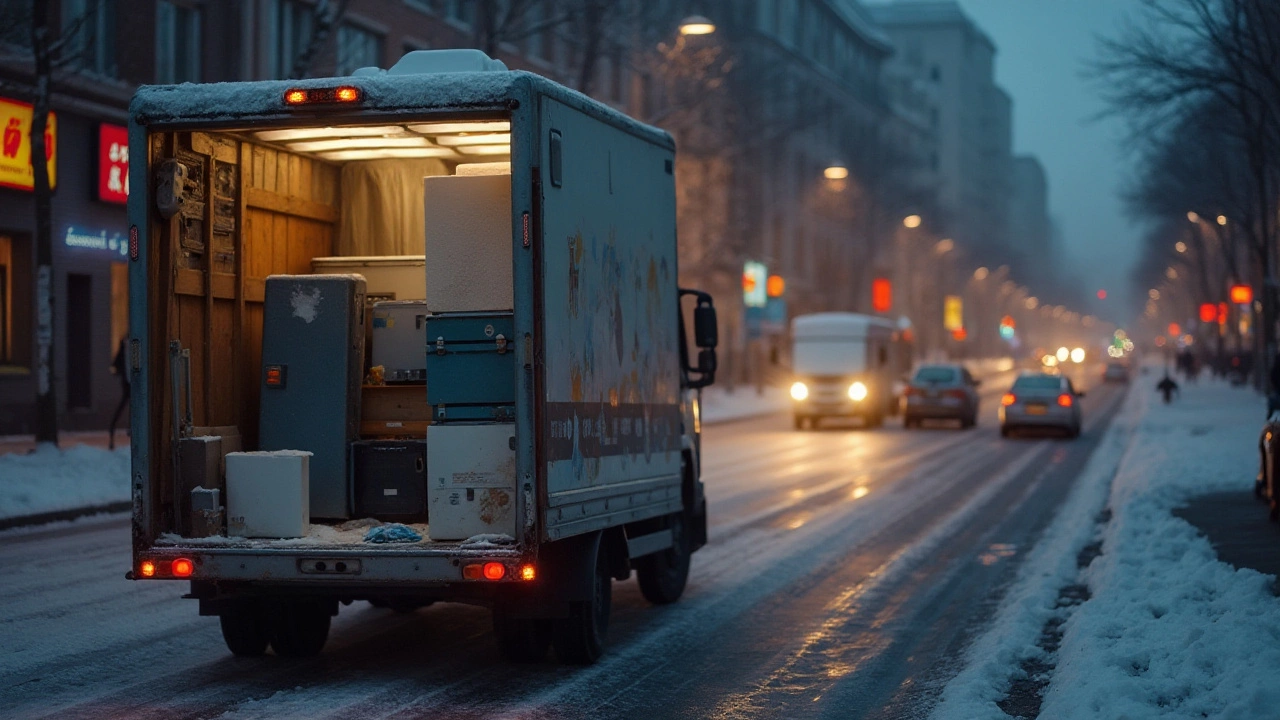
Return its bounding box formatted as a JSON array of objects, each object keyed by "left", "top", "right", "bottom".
[
  {"left": 1070, "top": 347, "right": 1086, "bottom": 363},
  {"left": 790, "top": 382, "right": 809, "bottom": 401},
  {"left": 849, "top": 381, "right": 868, "bottom": 401}
]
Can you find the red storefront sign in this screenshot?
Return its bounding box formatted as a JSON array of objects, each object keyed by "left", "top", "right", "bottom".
[{"left": 98, "top": 123, "right": 128, "bottom": 204}]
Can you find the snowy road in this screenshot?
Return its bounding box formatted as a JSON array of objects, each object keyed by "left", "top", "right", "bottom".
[{"left": 1, "top": 372, "right": 1127, "bottom": 719}]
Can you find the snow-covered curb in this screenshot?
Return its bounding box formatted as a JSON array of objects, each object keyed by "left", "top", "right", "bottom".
[
  {"left": 934, "top": 378, "right": 1280, "bottom": 719},
  {"left": 1041, "top": 381, "right": 1280, "bottom": 717},
  {"left": 699, "top": 386, "right": 788, "bottom": 424},
  {"left": 0, "top": 444, "right": 131, "bottom": 522},
  {"left": 930, "top": 379, "right": 1147, "bottom": 719}
]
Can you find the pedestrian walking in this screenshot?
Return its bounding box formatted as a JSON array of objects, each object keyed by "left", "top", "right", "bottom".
[
  {"left": 1156, "top": 373, "right": 1180, "bottom": 404},
  {"left": 108, "top": 337, "right": 129, "bottom": 450}
]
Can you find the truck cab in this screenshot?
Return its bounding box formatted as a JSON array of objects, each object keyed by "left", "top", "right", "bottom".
[{"left": 125, "top": 50, "right": 716, "bottom": 664}]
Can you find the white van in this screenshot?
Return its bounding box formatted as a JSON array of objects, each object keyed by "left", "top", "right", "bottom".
[{"left": 789, "top": 313, "right": 899, "bottom": 429}]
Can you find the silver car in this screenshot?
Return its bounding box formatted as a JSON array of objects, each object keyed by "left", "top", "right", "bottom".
[{"left": 999, "top": 372, "right": 1084, "bottom": 438}]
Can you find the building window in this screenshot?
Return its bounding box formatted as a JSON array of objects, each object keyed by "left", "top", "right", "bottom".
[
  {"left": 271, "top": 0, "right": 313, "bottom": 79},
  {"left": 62, "top": 0, "right": 117, "bottom": 77},
  {"left": 445, "top": 0, "right": 474, "bottom": 27},
  {"left": 335, "top": 24, "right": 380, "bottom": 75},
  {"left": 155, "top": 1, "right": 200, "bottom": 83}
]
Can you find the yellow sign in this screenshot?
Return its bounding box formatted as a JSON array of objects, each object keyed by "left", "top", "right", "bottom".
[
  {"left": 944, "top": 295, "right": 964, "bottom": 331},
  {"left": 0, "top": 97, "right": 57, "bottom": 192}
]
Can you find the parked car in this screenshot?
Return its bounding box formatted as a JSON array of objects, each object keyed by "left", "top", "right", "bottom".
[
  {"left": 1103, "top": 361, "right": 1131, "bottom": 383},
  {"left": 999, "top": 372, "right": 1084, "bottom": 438},
  {"left": 902, "top": 364, "right": 981, "bottom": 429}
]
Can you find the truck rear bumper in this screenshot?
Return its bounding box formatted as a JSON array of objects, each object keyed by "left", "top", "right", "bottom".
[{"left": 133, "top": 545, "right": 525, "bottom": 586}]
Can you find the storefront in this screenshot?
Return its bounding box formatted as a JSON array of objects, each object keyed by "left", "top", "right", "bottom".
[{"left": 0, "top": 97, "right": 130, "bottom": 435}]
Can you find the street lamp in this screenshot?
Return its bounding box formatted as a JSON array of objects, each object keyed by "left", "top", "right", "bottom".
[
  {"left": 974, "top": 266, "right": 989, "bottom": 280},
  {"left": 1216, "top": 214, "right": 1228, "bottom": 226},
  {"left": 1175, "top": 241, "right": 1187, "bottom": 253},
  {"left": 823, "top": 164, "right": 848, "bottom": 180},
  {"left": 1187, "top": 211, "right": 1199, "bottom": 223},
  {"left": 903, "top": 214, "right": 922, "bottom": 229},
  {"left": 679, "top": 16, "right": 716, "bottom": 35},
  {"left": 935, "top": 238, "right": 954, "bottom": 254}
]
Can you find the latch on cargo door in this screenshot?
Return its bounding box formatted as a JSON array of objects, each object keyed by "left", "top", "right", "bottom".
[{"left": 436, "top": 336, "right": 446, "bottom": 355}]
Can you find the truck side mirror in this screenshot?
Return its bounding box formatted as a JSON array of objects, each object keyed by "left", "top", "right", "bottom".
[
  {"left": 695, "top": 303, "right": 718, "bottom": 348},
  {"left": 698, "top": 348, "right": 717, "bottom": 375}
]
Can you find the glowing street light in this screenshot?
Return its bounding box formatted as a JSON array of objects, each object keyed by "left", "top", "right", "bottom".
[
  {"left": 935, "top": 238, "right": 955, "bottom": 254},
  {"left": 823, "top": 164, "right": 849, "bottom": 180},
  {"left": 1149, "top": 289, "right": 1160, "bottom": 300},
  {"left": 903, "top": 214, "right": 922, "bottom": 229},
  {"left": 1175, "top": 241, "right": 1187, "bottom": 253},
  {"left": 1025, "top": 296, "right": 1039, "bottom": 310},
  {"left": 678, "top": 16, "right": 716, "bottom": 35},
  {"left": 1166, "top": 267, "right": 1178, "bottom": 280},
  {"left": 974, "top": 267, "right": 989, "bottom": 280},
  {"left": 1186, "top": 211, "right": 1199, "bottom": 223},
  {"left": 1217, "top": 214, "right": 1228, "bottom": 226}
]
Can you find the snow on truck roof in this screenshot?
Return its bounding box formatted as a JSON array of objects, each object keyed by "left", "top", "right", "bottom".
[
  {"left": 129, "top": 50, "right": 673, "bottom": 150},
  {"left": 792, "top": 313, "right": 895, "bottom": 337}
]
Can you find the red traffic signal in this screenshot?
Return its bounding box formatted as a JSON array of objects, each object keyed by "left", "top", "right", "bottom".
[
  {"left": 1168, "top": 323, "right": 1181, "bottom": 337},
  {"left": 1097, "top": 289, "right": 1107, "bottom": 300},
  {"left": 872, "top": 278, "right": 892, "bottom": 313},
  {"left": 766, "top": 275, "right": 786, "bottom": 298},
  {"left": 1199, "top": 303, "right": 1217, "bottom": 323},
  {"left": 951, "top": 327, "right": 968, "bottom": 342},
  {"left": 1000, "top": 315, "right": 1015, "bottom": 329},
  {"left": 1230, "top": 284, "right": 1253, "bottom": 304}
]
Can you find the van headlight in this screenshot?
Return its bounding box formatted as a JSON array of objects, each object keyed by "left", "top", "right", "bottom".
[
  {"left": 790, "top": 382, "right": 810, "bottom": 401},
  {"left": 849, "top": 382, "right": 868, "bottom": 401}
]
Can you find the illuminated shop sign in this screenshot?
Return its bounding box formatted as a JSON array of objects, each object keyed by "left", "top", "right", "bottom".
[
  {"left": 98, "top": 123, "right": 128, "bottom": 204},
  {"left": 64, "top": 226, "right": 128, "bottom": 256},
  {"left": 0, "top": 96, "right": 57, "bottom": 191}
]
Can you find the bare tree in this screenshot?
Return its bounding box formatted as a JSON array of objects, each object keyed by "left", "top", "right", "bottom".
[
  {"left": 1094, "top": 0, "right": 1280, "bottom": 386},
  {"left": 290, "top": 0, "right": 351, "bottom": 79}
]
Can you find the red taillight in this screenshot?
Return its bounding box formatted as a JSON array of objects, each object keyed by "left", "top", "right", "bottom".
[
  {"left": 139, "top": 560, "right": 156, "bottom": 578},
  {"left": 483, "top": 562, "right": 506, "bottom": 580},
  {"left": 171, "top": 558, "right": 194, "bottom": 578},
  {"left": 1001, "top": 393, "right": 1016, "bottom": 407},
  {"left": 1057, "top": 394, "right": 1073, "bottom": 408},
  {"left": 904, "top": 387, "right": 921, "bottom": 397},
  {"left": 463, "top": 562, "right": 510, "bottom": 580}
]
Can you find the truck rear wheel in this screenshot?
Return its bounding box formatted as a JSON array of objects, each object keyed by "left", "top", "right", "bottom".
[
  {"left": 636, "top": 512, "right": 691, "bottom": 605},
  {"left": 269, "top": 600, "right": 332, "bottom": 657},
  {"left": 493, "top": 613, "right": 552, "bottom": 663},
  {"left": 553, "top": 538, "right": 611, "bottom": 664},
  {"left": 219, "top": 601, "right": 271, "bottom": 657}
]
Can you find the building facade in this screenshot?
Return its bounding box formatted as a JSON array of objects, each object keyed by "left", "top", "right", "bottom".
[{"left": 867, "top": 1, "right": 1014, "bottom": 269}]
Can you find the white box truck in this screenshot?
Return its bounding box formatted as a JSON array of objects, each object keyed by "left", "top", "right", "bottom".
[{"left": 125, "top": 50, "right": 718, "bottom": 664}]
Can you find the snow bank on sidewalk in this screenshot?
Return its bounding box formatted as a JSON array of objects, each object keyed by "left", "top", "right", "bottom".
[
  {"left": 699, "top": 386, "right": 787, "bottom": 424},
  {"left": 0, "top": 444, "right": 131, "bottom": 521},
  {"left": 1040, "top": 381, "right": 1280, "bottom": 718},
  {"left": 931, "top": 380, "right": 1147, "bottom": 719}
]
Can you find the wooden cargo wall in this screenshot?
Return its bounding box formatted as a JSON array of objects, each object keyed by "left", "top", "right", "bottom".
[{"left": 149, "top": 131, "right": 338, "bottom": 528}]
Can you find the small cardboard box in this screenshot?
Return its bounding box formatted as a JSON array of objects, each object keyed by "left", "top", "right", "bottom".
[{"left": 226, "top": 451, "right": 311, "bottom": 538}]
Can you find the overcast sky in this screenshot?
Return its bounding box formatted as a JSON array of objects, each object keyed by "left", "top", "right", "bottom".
[{"left": 950, "top": 0, "right": 1145, "bottom": 324}]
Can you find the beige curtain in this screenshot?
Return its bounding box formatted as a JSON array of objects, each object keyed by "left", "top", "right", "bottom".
[{"left": 338, "top": 158, "right": 449, "bottom": 256}]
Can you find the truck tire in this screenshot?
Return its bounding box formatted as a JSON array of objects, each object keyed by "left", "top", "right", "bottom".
[
  {"left": 219, "top": 602, "right": 271, "bottom": 657},
  {"left": 636, "top": 512, "right": 691, "bottom": 605},
  {"left": 270, "top": 600, "right": 331, "bottom": 657},
  {"left": 493, "top": 612, "right": 552, "bottom": 663},
  {"left": 553, "top": 537, "right": 611, "bottom": 664}
]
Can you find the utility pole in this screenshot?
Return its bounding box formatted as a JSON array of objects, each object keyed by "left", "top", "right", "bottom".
[{"left": 30, "top": 0, "right": 58, "bottom": 445}]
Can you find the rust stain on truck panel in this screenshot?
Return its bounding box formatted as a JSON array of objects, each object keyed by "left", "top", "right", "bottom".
[{"left": 478, "top": 489, "right": 511, "bottom": 526}]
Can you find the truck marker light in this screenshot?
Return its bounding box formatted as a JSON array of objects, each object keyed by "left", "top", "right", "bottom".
[
  {"left": 171, "top": 558, "right": 194, "bottom": 578},
  {"left": 1001, "top": 393, "right": 1017, "bottom": 407},
  {"left": 140, "top": 560, "right": 156, "bottom": 578},
  {"left": 520, "top": 564, "right": 536, "bottom": 581},
  {"left": 284, "top": 86, "right": 363, "bottom": 106},
  {"left": 483, "top": 562, "right": 506, "bottom": 581},
  {"left": 1057, "top": 394, "right": 1073, "bottom": 408}
]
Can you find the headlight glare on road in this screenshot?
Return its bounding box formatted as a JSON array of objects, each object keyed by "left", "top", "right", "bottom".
[
  {"left": 790, "top": 381, "right": 809, "bottom": 401},
  {"left": 849, "top": 382, "right": 868, "bottom": 401}
]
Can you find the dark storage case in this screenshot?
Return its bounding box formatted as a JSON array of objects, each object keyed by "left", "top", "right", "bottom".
[{"left": 351, "top": 440, "right": 428, "bottom": 523}]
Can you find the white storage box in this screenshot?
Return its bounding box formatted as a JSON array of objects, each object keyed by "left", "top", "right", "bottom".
[
  {"left": 427, "top": 424, "right": 517, "bottom": 540},
  {"left": 424, "top": 173, "right": 512, "bottom": 312},
  {"left": 371, "top": 300, "right": 428, "bottom": 382},
  {"left": 311, "top": 256, "right": 426, "bottom": 301},
  {"left": 225, "top": 451, "right": 311, "bottom": 538}
]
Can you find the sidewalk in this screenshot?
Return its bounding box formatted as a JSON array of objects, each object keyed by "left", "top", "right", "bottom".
[
  {"left": 699, "top": 385, "right": 788, "bottom": 425},
  {"left": 932, "top": 376, "right": 1280, "bottom": 719},
  {"left": 0, "top": 429, "right": 128, "bottom": 455}
]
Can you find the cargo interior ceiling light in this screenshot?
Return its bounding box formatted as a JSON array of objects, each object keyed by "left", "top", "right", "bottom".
[{"left": 251, "top": 121, "right": 512, "bottom": 163}]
